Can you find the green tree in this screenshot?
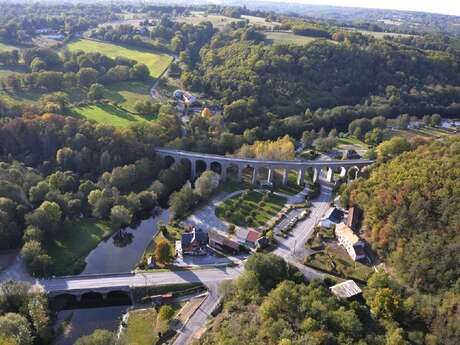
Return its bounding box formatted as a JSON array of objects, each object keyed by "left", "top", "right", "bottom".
[
  {"left": 25, "top": 201, "right": 62, "bottom": 234},
  {"left": 87, "top": 83, "right": 105, "bottom": 101},
  {"left": 74, "top": 330, "right": 117, "bottom": 345},
  {"left": 77, "top": 67, "right": 98, "bottom": 87},
  {"left": 110, "top": 205, "right": 132, "bottom": 230},
  {"left": 155, "top": 238, "right": 172, "bottom": 265},
  {"left": 28, "top": 294, "right": 51, "bottom": 344},
  {"left": 0, "top": 313, "right": 33, "bottom": 345},
  {"left": 159, "top": 305, "right": 175, "bottom": 321},
  {"left": 194, "top": 170, "right": 219, "bottom": 200},
  {"left": 169, "top": 183, "right": 196, "bottom": 219},
  {"left": 376, "top": 137, "right": 411, "bottom": 162}
]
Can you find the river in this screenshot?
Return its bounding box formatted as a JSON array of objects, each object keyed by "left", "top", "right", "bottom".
[
  {"left": 81, "top": 209, "right": 169, "bottom": 274},
  {"left": 52, "top": 209, "right": 170, "bottom": 344}
]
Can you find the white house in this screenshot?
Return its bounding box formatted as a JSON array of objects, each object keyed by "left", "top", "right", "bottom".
[{"left": 335, "top": 222, "right": 366, "bottom": 261}]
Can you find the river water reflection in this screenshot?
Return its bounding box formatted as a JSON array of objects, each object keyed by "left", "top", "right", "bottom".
[{"left": 81, "top": 209, "right": 169, "bottom": 274}]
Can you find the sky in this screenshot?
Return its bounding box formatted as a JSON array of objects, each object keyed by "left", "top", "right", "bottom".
[{"left": 262, "top": 0, "right": 460, "bottom": 16}]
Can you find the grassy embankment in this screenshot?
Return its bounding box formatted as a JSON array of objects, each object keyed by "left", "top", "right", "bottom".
[
  {"left": 46, "top": 219, "right": 113, "bottom": 276},
  {"left": 215, "top": 190, "right": 287, "bottom": 228},
  {"left": 122, "top": 308, "right": 164, "bottom": 345}
]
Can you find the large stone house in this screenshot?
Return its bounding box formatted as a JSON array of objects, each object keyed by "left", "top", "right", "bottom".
[
  {"left": 177, "top": 228, "right": 208, "bottom": 256},
  {"left": 335, "top": 222, "right": 366, "bottom": 261}
]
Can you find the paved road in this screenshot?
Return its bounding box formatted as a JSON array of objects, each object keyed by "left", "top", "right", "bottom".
[
  {"left": 40, "top": 266, "right": 243, "bottom": 293},
  {"left": 273, "top": 181, "right": 332, "bottom": 280},
  {"left": 173, "top": 282, "right": 221, "bottom": 345},
  {"left": 173, "top": 181, "right": 333, "bottom": 344}
]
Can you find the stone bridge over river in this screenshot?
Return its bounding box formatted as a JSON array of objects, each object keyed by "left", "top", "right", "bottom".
[{"left": 156, "top": 148, "right": 374, "bottom": 184}]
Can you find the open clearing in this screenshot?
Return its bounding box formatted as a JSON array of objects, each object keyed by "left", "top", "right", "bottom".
[
  {"left": 265, "top": 31, "right": 325, "bottom": 45},
  {"left": 104, "top": 81, "right": 152, "bottom": 113},
  {"left": 47, "top": 219, "right": 112, "bottom": 276},
  {"left": 123, "top": 308, "right": 162, "bottom": 345},
  {"left": 216, "top": 190, "right": 287, "bottom": 228},
  {"left": 175, "top": 12, "right": 243, "bottom": 30},
  {"left": 65, "top": 39, "right": 173, "bottom": 78},
  {"left": 68, "top": 103, "right": 154, "bottom": 127}
]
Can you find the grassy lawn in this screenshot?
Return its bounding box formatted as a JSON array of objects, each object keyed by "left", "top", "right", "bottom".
[
  {"left": 272, "top": 171, "right": 304, "bottom": 196},
  {"left": 123, "top": 308, "right": 164, "bottom": 345},
  {"left": 337, "top": 136, "right": 367, "bottom": 147},
  {"left": 67, "top": 103, "right": 154, "bottom": 127},
  {"left": 47, "top": 219, "right": 112, "bottom": 276},
  {"left": 305, "top": 246, "right": 374, "bottom": 282},
  {"left": 65, "top": 39, "right": 173, "bottom": 78},
  {"left": 217, "top": 180, "right": 250, "bottom": 193},
  {"left": 104, "top": 81, "right": 153, "bottom": 112},
  {"left": 265, "top": 31, "right": 326, "bottom": 45},
  {"left": 215, "top": 190, "right": 287, "bottom": 228}
]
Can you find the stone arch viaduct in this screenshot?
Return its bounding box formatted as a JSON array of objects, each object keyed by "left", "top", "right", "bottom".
[{"left": 156, "top": 148, "right": 374, "bottom": 184}]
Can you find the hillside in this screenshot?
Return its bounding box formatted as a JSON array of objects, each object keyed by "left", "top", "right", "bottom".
[{"left": 342, "top": 137, "right": 460, "bottom": 292}]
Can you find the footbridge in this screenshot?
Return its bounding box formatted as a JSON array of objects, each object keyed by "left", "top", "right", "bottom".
[{"left": 156, "top": 148, "right": 374, "bottom": 184}]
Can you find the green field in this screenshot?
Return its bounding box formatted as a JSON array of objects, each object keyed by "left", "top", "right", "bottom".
[
  {"left": 305, "top": 247, "right": 374, "bottom": 282},
  {"left": 47, "top": 219, "right": 112, "bottom": 276},
  {"left": 216, "top": 190, "right": 287, "bottom": 228},
  {"left": 104, "top": 81, "right": 152, "bottom": 112},
  {"left": 265, "top": 31, "right": 324, "bottom": 45},
  {"left": 65, "top": 39, "right": 173, "bottom": 78},
  {"left": 123, "top": 309, "right": 163, "bottom": 345},
  {"left": 175, "top": 12, "right": 243, "bottom": 30},
  {"left": 68, "top": 103, "right": 154, "bottom": 127},
  {"left": 272, "top": 171, "right": 304, "bottom": 195},
  {"left": 355, "top": 29, "right": 415, "bottom": 39},
  {"left": 0, "top": 42, "right": 20, "bottom": 52}
]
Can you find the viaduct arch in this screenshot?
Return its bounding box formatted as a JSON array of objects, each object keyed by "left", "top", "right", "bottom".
[{"left": 156, "top": 148, "right": 374, "bottom": 185}]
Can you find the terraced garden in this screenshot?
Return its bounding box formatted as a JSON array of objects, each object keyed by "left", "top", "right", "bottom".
[{"left": 215, "top": 190, "right": 287, "bottom": 228}]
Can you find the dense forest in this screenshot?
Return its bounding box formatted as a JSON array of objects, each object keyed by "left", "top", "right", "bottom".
[
  {"left": 181, "top": 32, "right": 460, "bottom": 134},
  {"left": 198, "top": 253, "right": 459, "bottom": 345},
  {"left": 0, "top": 110, "right": 188, "bottom": 276}
]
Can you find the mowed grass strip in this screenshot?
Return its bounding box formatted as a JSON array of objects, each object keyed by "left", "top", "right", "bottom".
[
  {"left": 65, "top": 39, "right": 173, "bottom": 78},
  {"left": 68, "top": 103, "right": 154, "bottom": 127},
  {"left": 216, "top": 190, "right": 286, "bottom": 228},
  {"left": 46, "top": 219, "right": 112, "bottom": 276},
  {"left": 123, "top": 308, "right": 162, "bottom": 345}
]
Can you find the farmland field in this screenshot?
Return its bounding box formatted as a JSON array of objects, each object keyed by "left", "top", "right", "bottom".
[
  {"left": 68, "top": 103, "right": 154, "bottom": 127},
  {"left": 353, "top": 29, "right": 415, "bottom": 39},
  {"left": 65, "top": 39, "right": 173, "bottom": 78},
  {"left": 174, "top": 12, "right": 243, "bottom": 30},
  {"left": 265, "top": 31, "right": 325, "bottom": 45}
]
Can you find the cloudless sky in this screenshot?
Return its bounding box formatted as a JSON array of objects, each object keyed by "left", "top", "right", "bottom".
[{"left": 262, "top": 0, "right": 460, "bottom": 16}]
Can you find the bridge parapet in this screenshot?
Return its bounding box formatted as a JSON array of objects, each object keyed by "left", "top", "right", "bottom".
[{"left": 156, "top": 148, "right": 374, "bottom": 184}]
